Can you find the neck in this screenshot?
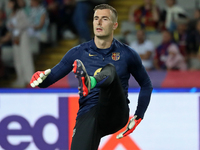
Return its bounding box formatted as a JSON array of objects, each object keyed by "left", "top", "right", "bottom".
[{"left": 94, "top": 35, "right": 113, "bottom": 49}]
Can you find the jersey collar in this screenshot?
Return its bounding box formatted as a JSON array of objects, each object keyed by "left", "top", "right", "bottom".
[{"left": 89, "top": 38, "right": 116, "bottom": 55}]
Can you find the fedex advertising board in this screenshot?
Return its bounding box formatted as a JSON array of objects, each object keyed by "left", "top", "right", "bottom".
[{"left": 0, "top": 90, "right": 199, "bottom": 150}]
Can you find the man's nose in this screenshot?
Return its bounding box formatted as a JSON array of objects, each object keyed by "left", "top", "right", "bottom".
[{"left": 97, "top": 19, "right": 102, "bottom": 25}]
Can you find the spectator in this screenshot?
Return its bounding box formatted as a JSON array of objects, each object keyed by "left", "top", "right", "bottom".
[
  {"left": 0, "top": 0, "right": 6, "bottom": 11},
  {"left": 130, "top": 0, "right": 159, "bottom": 32},
  {"left": 186, "top": 19, "right": 200, "bottom": 56},
  {"left": 17, "top": 0, "right": 30, "bottom": 15},
  {"left": 187, "top": 48, "right": 200, "bottom": 70},
  {"left": 172, "top": 20, "right": 188, "bottom": 57},
  {"left": 130, "top": 30, "right": 154, "bottom": 70},
  {"left": 188, "top": 9, "right": 200, "bottom": 33},
  {"left": 165, "top": 44, "right": 187, "bottom": 70},
  {"left": 0, "top": 9, "right": 11, "bottom": 46},
  {"left": 120, "top": 0, "right": 159, "bottom": 45},
  {"left": 42, "top": 0, "right": 61, "bottom": 40},
  {"left": 193, "top": 47, "right": 200, "bottom": 70},
  {"left": 59, "top": 0, "right": 76, "bottom": 39},
  {"left": 0, "top": 9, "right": 12, "bottom": 78},
  {"left": 159, "top": 0, "right": 187, "bottom": 32},
  {"left": 7, "top": 0, "right": 34, "bottom": 87},
  {"left": 72, "top": 0, "right": 106, "bottom": 43},
  {"left": 43, "top": 0, "right": 58, "bottom": 24},
  {"left": 28, "top": 0, "right": 49, "bottom": 43},
  {"left": 154, "top": 30, "right": 180, "bottom": 70},
  {"left": 72, "top": 0, "right": 92, "bottom": 43},
  {"left": 186, "top": 20, "right": 200, "bottom": 70}
]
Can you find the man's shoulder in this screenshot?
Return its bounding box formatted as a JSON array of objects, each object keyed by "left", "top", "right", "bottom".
[
  {"left": 114, "top": 39, "right": 132, "bottom": 51},
  {"left": 68, "top": 44, "right": 85, "bottom": 54},
  {"left": 115, "top": 40, "right": 139, "bottom": 58},
  {"left": 78, "top": 40, "right": 93, "bottom": 49},
  {"left": 72, "top": 40, "right": 91, "bottom": 51}
]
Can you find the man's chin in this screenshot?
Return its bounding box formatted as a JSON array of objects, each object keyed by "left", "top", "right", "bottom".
[{"left": 95, "top": 34, "right": 108, "bottom": 39}]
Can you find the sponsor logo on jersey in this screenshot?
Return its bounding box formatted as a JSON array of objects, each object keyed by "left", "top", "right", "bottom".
[
  {"left": 111, "top": 53, "right": 120, "bottom": 61},
  {"left": 89, "top": 53, "right": 97, "bottom": 57}
]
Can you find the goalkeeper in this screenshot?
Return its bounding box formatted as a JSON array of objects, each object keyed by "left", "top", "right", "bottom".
[{"left": 30, "top": 4, "right": 153, "bottom": 150}]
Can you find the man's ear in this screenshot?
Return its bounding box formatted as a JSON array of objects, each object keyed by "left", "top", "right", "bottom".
[{"left": 113, "top": 22, "right": 118, "bottom": 30}]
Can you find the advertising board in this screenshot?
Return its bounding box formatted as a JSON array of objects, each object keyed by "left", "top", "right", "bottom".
[{"left": 0, "top": 90, "right": 199, "bottom": 150}]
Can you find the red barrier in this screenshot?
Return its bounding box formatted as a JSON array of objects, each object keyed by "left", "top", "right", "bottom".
[{"left": 162, "top": 71, "right": 200, "bottom": 87}]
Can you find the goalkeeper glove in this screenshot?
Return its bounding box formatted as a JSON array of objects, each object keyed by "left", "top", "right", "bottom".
[
  {"left": 30, "top": 69, "right": 51, "bottom": 88},
  {"left": 116, "top": 115, "right": 142, "bottom": 139}
]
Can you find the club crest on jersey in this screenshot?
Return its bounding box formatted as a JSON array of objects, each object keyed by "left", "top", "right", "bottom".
[{"left": 112, "top": 53, "right": 120, "bottom": 61}]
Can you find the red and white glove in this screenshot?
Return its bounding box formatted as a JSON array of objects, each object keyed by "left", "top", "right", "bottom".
[
  {"left": 116, "top": 115, "right": 142, "bottom": 139},
  {"left": 30, "top": 69, "right": 51, "bottom": 88}
]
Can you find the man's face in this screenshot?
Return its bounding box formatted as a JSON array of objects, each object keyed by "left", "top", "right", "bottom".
[
  {"left": 93, "top": 9, "right": 117, "bottom": 38},
  {"left": 166, "top": 0, "right": 175, "bottom": 7},
  {"left": 177, "top": 24, "right": 187, "bottom": 32},
  {"left": 194, "top": 10, "right": 200, "bottom": 19},
  {"left": 144, "top": 0, "right": 152, "bottom": 5},
  {"left": 7, "top": 1, "right": 14, "bottom": 10},
  {"left": 137, "top": 30, "right": 145, "bottom": 42},
  {"left": 17, "top": 0, "right": 25, "bottom": 7},
  {"left": 31, "top": 0, "right": 38, "bottom": 7},
  {"left": 162, "top": 31, "right": 171, "bottom": 43}
]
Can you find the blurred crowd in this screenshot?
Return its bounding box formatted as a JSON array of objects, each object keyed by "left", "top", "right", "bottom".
[
  {"left": 0, "top": 0, "right": 106, "bottom": 87},
  {"left": 121, "top": 0, "right": 200, "bottom": 71},
  {"left": 0, "top": 0, "right": 200, "bottom": 88}
]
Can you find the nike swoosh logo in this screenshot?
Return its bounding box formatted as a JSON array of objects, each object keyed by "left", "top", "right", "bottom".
[{"left": 89, "top": 54, "right": 97, "bottom": 56}]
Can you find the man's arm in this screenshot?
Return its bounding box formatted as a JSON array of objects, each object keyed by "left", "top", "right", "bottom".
[
  {"left": 139, "top": 51, "right": 152, "bottom": 60},
  {"left": 116, "top": 48, "right": 153, "bottom": 139},
  {"left": 32, "top": 46, "right": 80, "bottom": 88},
  {"left": 34, "top": 13, "right": 46, "bottom": 30},
  {"left": 0, "top": 32, "right": 11, "bottom": 45},
  {"left": 128, "top": 49, "right": 153, "bottom": 119}
]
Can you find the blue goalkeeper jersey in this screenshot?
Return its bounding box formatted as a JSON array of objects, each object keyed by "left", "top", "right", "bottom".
[{"left": 39, "top": 38, "right": 153, "bottom": 119}]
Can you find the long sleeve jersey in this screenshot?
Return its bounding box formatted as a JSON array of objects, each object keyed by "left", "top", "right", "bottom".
[{"left": 39, "top": 38, "right": 153, "bottom": 119}]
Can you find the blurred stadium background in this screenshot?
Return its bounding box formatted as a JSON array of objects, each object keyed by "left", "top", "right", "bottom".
[{"left": 0, "top": 0, "right": 200, "bottom": 150}]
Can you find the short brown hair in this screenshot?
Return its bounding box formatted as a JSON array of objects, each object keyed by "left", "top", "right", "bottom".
[{"left": 93, "top": 4, "right": 118, "bottom": 22}]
